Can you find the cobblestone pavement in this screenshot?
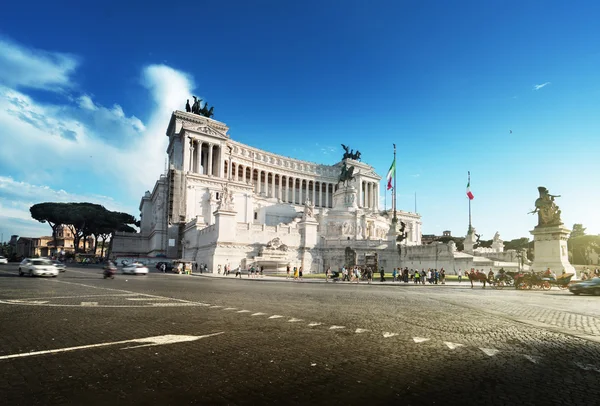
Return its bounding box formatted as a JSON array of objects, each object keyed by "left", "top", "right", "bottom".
[{"left": 0, "top": 265, "right": 598, "bottom": 405}]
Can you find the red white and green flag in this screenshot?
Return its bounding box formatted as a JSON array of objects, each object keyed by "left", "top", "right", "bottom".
[
  {"left": 466, "top": 172, "right": 474, "bottom": 200},
  {"left": 386, "top": 158, "right": 395, "bottom": 190}
]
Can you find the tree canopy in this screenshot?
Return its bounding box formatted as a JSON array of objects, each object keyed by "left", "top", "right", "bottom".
[
  {"left": 567, "top": 223, "right": 600, "bottom": 265},
  {"left": 29, "top": 202, "right": 137, "bottom": 257}
]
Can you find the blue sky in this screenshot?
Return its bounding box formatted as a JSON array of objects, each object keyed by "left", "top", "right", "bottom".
[{"left": 1, "top": 0, "right": 599, "bottom": 241}]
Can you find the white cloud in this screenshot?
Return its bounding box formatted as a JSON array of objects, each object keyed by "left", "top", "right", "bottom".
[
  {"left": 533, "top": 82, "right": 551, "bottom": 90},
  {"left": 0, "top": 176, "right": 132, "bottom": 239},
  {"left": 77, "top": 94, "right": 97, "bottom": 111},
  {"left": 0, "top": 39, "right": 195, "bottom": 241},
  {"left": 0, "top": 37, "right": 78, "bottom": 91}
]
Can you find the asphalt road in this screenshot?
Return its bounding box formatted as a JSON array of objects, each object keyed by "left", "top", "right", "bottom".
[{"left": 0, "top": 264, "right": 599, "bottom": 405}]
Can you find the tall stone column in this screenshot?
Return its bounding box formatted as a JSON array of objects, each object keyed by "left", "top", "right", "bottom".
[
  {"left": 325, "top": 183, "right": 329, "bottom": 208},
  {"left": 228, "top": 158, "right": 233, "bottom": 181},
  {"left": 358, "top": 180, "right": 363, "bottom": 207},
  {"left": 312, "top": 181, "right": 316, "bottom": 204},
  {"left": 278, "top": 174, "right": 282, "bottom": 201},
  {"left": 207, "top": 143, "right": 214, "bottom": 176},
  {"left": 196, "top": 141, "right": 203, "bottom": 174}
]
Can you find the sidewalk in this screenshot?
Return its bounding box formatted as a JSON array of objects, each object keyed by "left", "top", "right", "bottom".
[{"left": 190, "top": 272, "right": 469, "bottom": 287}]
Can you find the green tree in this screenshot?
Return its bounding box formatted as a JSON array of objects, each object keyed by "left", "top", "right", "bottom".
[
  {"left": 568, "top": 235, "right": 600, "bottom": 265},
  {"left": 570, "top": 223, "right": 586, "bottom": 239},
  {"left": 30, "top": 203, "right": 70, "bottom": 255}
]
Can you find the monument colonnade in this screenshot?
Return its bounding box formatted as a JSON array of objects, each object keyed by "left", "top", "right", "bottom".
[{"left": 183, "top": 137, "right": 380, "bottom": 210}]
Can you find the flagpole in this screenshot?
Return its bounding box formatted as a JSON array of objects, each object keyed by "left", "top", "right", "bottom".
[
  {"left": 468, "top": 171, "right": 472, "bottom": 234},
  {"left": 393, "top": 143, "right": 397, "bottom": 223}
]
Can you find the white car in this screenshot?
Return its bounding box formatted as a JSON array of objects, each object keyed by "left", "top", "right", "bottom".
[
  {"left": 52, "top": 260, "right": 67, "bottom": 272},
  {"left": 122, "top": 263, "right": 149, "bottom": 275},
  {"left": 0, "top": 256, "right": 8, "bottom": 264},
  {"left": 19, "top": 258, "right": 59, "bottom": 277}
]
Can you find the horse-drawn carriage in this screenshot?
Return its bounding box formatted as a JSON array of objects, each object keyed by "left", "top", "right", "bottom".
[
  {"left": 511, "top": 271, "right": 574, "bottom": 290},
  {"left": 467, "top": 269, "right": 513, "bottom": 289}
]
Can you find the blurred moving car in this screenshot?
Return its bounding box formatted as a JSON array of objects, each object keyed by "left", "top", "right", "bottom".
[
  {"left": 19, "top": 258, "right": 59, "bottom": 277},
  {"left": 155, "top": 261, "right": 173, "bottom": 272},
  {"left": 0, "top": 256, "right": 8, "bottom": 264},
  {"left": 568, "top": 277, "right": 600, "bottom": 296},
  {"left": 52, "top": 260, "right": 67, "bottom": 272},
  {"left": 122, "top": 263, "right": 149, "bottom": 275}
]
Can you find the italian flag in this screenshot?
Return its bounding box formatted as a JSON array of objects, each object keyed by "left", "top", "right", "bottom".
[
  {"left": 466, "top": 178, "right": 474, "bottom": 200},
  {"left": 386, "top": 159, "right": 395, "bottom": 190}
]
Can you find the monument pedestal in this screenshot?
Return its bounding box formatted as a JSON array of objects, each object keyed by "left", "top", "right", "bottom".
[
  {"left": 530, "top": 225, "right": 577, "bottom": 278},
  {"left": 332, "top": 185, "right": 358, "bottom": 211}
]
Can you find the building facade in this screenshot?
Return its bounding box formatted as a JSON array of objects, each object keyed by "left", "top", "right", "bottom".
[{"left": 112, "top": 111, "right": 422, "bottom": 272}]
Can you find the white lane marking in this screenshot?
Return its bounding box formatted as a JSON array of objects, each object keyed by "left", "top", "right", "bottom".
[
  {"left": 480, "top": 348, "right": 500, "bottom": 357},
  {"left": 523, "top": 355, "right": 539, "bottom": 364},
  {"left": 209, "top": 305, "right": 223, "bottom": 308},
  {"left": 236, "top": 310, "right": 251, "bottom": 313},
  {"left": 329, "top": 325, "right": 345, "bottom": 330},
  {"left": 151, "top": 303, "right": 197, "bottom": 307},
  {"left": 7, "top": 300, "right": 49, "bottom": 304},
  {"left": 355, "top": 328, "right": 369, "bottom": 334},
  {"left": 223, "top": 308, "right": 237, "bottom": 311},
  {"left": 288, "top": 318, "right": 303, "bottom": 323},
  {"left": 251, "top": 312, "right": 266, "bottom": 316},
  {"left": 45, "top": 279, "right": 205, "bottom": 306},
  {"left": 126, "top": 298, "right": 170, "bottom": 301},
  {"left": 7, "top": 294, "right": 135, "bottom": 301},
  {"left": 574, "top": 362, "right": 600, "bottom": 372},
  {"left": 0, "top": 332, "right": 224, "bottom": 360},
  {"left": 81, "top": 302, "right": 98, "bottom": 306},
  {"left": 444, "top": 342, "right": 465, "bottom": 350},
  {"left": 269, "top": 315, "right": 284, "bottom": 319},
  {"left": 308, "top": 322, "right": 322, "bottom": 327},
  {"left": 413, "top": 337, "right": 430, "bottom": 343},
  {"left": 383, "top": 332, "right": 398, "bottom": 338}
]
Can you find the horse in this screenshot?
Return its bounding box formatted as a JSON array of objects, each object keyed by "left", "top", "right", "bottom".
[{"left": 467, "top": 270, "right": 490, "bottom": 288}]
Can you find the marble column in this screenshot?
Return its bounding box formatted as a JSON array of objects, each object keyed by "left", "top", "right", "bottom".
[
  {"left": 325, "top": 183, "right": 329, "bottom": 208},
  {"left": 207, "top": 143, "right": 214, "bottom": 176},
  {"left": 196, "top": 141, "right": 203, "bottom": 174},
  {"left": 278, "top": 174, "right": 282, "bottom": 201}
]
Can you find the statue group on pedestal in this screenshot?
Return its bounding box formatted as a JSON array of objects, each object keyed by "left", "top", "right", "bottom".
[
  {"left": 341, "top": 144, "right": 361, "bottom": 161},
  {"left": 338, "top": 161, "right": 355, "bottom": 185},
  {"left": 530, "top": 186, "right": 562, "bottom": 227},
  {"left": 185, "top": 96, "right": 214, "bottom": 118}
]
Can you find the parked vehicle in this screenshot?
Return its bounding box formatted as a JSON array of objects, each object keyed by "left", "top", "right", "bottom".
[
  {"left": 18, "top": 258, "right": 59, "bottom": 277},
  {"left": 122, "top": 263, "right": 149, "bottom": 275},
  {"left": 52, "top": 260, "right": 67, "bottom": 272},
  {"left": 0, "top": 256, "right": 8, "bottom": 264},
  {"left": 568, "top": 277, "right": 600, "bottom": 296}
]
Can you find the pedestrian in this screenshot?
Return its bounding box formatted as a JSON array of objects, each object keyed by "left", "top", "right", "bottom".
[
  {"left": 293, "top": 267, "right": 299, "bottom": 281},
  {"left": 299, "top": 266, "right": 303, "bottom": 281},
  {"left": 194, "top": 263, "right": 198, "bottom": 274},
  {"left": 160, "top": 263, "right": 166, "bottom": 273},
  {"left": 414, "top": 270, "right": 420, "bottom": 284},
  {"left": 325, "top": 266, "right": 331, "bottom": 282},
  {"left": 440, "top": 268, "right": 446, "bottom": 284},
  {"left": 457, "top": 269, "right": 462, "bottom": 283},
  {"left": 235, "top": 267, "right": 242, "bottom": 278},
  {"left": 380, "top": 267, "right": 385, "bottom": 282},
  {"left": 392, "top": 268, "right": 397, "bottom": 282},
  {"left": 342, "top": 267, "right": 349, "bottom": 282},
  {"left": 218, "top": 264, "right": 222, "bottom": 275},
  {"left": 355, "top": 267, "right": 361, "bottom": 284},
  {"left": 286, "top": 264, "right": 291, "bottom": 279}
]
